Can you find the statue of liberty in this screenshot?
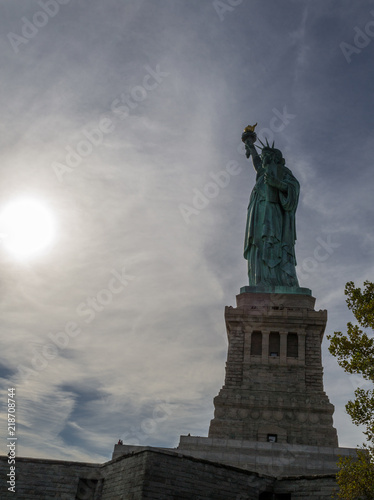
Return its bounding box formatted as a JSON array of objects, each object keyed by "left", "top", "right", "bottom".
[{"left": 242, "top": 124, "right": 299, "bottom": 288}]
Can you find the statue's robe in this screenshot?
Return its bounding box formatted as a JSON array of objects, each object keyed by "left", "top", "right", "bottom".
[{"left": 244, "top": 163, "right": 299, "bottom": 287}]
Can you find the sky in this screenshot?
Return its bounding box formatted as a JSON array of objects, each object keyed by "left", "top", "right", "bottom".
[{"left": 0, "top": 0, "right": 373, "bottom": 464}]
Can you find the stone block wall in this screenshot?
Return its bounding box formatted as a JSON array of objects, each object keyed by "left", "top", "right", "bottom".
[
  {"left": 1, "top": 449, "right": 343, "bottom": 499},
  {"left": 177, "top": 435, "right": 358, "bottom": 477},
  {"left": 0, "top": 450, "right": 274, "bottom": 499},
  {"left": 133, "top": 450, "right": 274, "bottom": 499},
  {"left": 275, "top": 475, "right": 338, "bottom": 499},
  {"left": 0, "top": 455, "right": 101, "bottom": 499},
  {"left": 100, "top": 451, "right": 148, "bottom": 499}
]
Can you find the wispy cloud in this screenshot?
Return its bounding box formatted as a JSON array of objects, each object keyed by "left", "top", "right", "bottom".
[{"left": 0, "top": 0, "right": 372, "bottom": 461}]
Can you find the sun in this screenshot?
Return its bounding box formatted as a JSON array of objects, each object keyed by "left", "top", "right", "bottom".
[{"left": 0, "top": 198, "right": 56, "bottom": 259}]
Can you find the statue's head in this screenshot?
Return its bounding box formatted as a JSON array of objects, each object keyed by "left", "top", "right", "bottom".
[{"left": 261, "top": 146, "right": 285, "bottom": 166}]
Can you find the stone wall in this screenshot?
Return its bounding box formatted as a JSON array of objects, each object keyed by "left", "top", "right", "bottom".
[
  {"left": 0, "top": 455, "right": 101, "bottom": 499},
  {"left": 0, "top": 449, "right": 343, "bottom": 499},
  {"left": 0, "top": 450, "right": 273, "bottom": 499},
  {"left": 177, "top": 435, "right": 358, "bottom": 477},
  {"left": 275, "top": 475, "right": 338, "bottom": 499},
  {"left": 129, "top": 449, "right": 274, "bottom": 499}
]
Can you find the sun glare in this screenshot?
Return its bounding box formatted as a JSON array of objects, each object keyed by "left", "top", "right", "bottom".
[{"left": 0, "top": 199, "right": 56, "bottom": 259}]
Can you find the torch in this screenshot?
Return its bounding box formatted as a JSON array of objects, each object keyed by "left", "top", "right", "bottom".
[{"left": 241, "top": 123, "right": 257, "bottom": 158}]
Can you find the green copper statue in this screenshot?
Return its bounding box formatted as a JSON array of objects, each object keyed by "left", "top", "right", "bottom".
[{"left": 242, "top": 124, "right": 299, "bottom": 288}]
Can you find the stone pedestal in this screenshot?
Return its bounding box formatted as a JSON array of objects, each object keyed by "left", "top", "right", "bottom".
[
  {"left": 208, "top": 291, "right": 338, "bottom": 447},
  {"left": 112, "top": 289, "right": 357, "bottom": 480}
]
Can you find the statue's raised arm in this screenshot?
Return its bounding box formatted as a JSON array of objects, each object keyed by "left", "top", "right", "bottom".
[{"left": 242, "top": 123, "right": 300, "bottom": 290}]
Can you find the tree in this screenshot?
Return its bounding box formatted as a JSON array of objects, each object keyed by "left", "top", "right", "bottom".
[
  {"left": 335, "top": 449, "right": 374, "bottom": 500},
  {"left": 328, "top": 281, "right": 374, "bottom": 499}
]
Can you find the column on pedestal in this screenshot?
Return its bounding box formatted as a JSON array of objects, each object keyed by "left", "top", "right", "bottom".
[
  {"left": 298, "top": 330, "right": 306, "bottom": 363},
  {"left": 279, "top": 331, "right": 288, "bottom": 363},
  {"left": 261, "top": 330, "right": 270, "bottom": 364}
]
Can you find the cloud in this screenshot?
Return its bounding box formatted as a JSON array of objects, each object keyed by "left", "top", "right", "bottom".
[{"left": 0, "top": 0, "right": 373, "bottom": 462}]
